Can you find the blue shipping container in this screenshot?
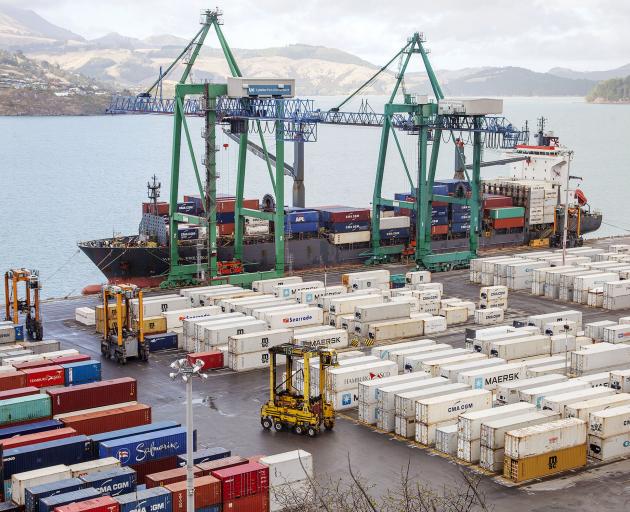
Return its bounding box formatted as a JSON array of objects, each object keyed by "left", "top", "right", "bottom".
[
  {"left": 216, "top": 212, "right": 235, "bottom": 224},
  {"left": 98, "top": 427, "right": 188, "bottom": 466},
  {"left": 432, "top": 207, "right": 448, "bottom": 217},
  {"left": 115, "top": 487, "right": 172, "bottom": 512},
  {"left": 2, "top": 436, "right": 91, "bottom": 479},
  {"left": 285, "top": 210, "right": 319, "bottom": 224},
  {"left": 145, "top": 333, "right": 178, "bottom": 352},
  {"left": 0, "top": 419, "right": 62, "bottom": 440},
  {"left": 380, "top": 228, "right": 410, "bottom": 240},
  {"left": 25, "top": 478, "right": 86, "bottom": 512},
  {"left": 176, "top": 202, "right": 197, "bottom": 215},
  {"left": 327, "top": 221, "right": 370, "bottom": 234},
  {"left": 435, "top": 179, "right": 471, "bottom": 194},
  {"left": 451, "top": 203, "right": 471, "bottom": 212},
  {"left": 452, "top": 211, "right": 471, "bottom": 223},
  {"left": 451, "top": 223, "right": 470, "bottom": 234},
  {"left": 80, "top": 467, "right": 137, "bottom": 496},
  {"left": 431, "top": 217, "right": 448, "bottom": 226},
  {"left": 432, "top": 184, "right": 449, "bottom": 195},
  {"left": 285, "top": 221, "right": 319, "bottom": 234},
  {"left": 62, "top": 360, "right": 101, "bottom": 386},
  {"left": 90, "top": 421, "right": 180, "bottom": 457},
  {"left": 39, "top": 488, "right": 102, "bottom": 512},
  {"left": 176, "top": 446, "right": 230, "bottom": 466}
]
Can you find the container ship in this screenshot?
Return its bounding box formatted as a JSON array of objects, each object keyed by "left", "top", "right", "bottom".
[{"left": 78, "top": 125, "right": 602, "bottom": 288}]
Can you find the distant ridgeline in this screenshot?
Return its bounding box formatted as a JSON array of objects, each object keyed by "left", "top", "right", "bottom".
[{"left": 586, "top": 75, "right": 630, "bottom": 103}]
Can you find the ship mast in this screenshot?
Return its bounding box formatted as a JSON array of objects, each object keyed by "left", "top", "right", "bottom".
[{"left": 147, "top": 175, "right": 161, "bottom": 216}]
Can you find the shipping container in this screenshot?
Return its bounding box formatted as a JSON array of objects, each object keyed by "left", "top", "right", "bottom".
[
  {"left": 60, "top": 403, "right": 151, "bottom": 436},
  {"left": 130, "top": 457, "right": 178, "bottom": 485},
  {"left": 69, "top": 458, "right": 121, "bottom": 478},
  {"left": 326, "top": 360, "right": 397, "bottom": 393},
  {"left": 176, "top": 447, "right": 230, "bottom": 467},
  {"left": 145, "top": 334, "right": 178, "bottom": 352},
  {"left": 25, "top": 477, "right": 87, "bottom": 512},
  {"left": 54, "top": 496, "right": 120, "bottom": 512},
  {"left": 265, "top": 309, "right": 323, "bottom": 330},
  {"left": 47, "top": 378, "right": 137, "bottom": 415},
  {"left": 440, "top": 358, "right": 507, "bottom": 381},
  {"left": 99, "top": 427, "right": 188, "bottom": 465},
  {"left": 251, "top": 277, "right": 303, "bottom": 294},
  {"left": 0, "top": 418, "right": 62, "bottom": 440},
  {"left": 354, "top": 303, "right": 410, "bottom": 323},
  {"left": 0, "top": 393, "right": 51, "bottom": 425},
  {"left": 367, "top": 318, "right": 425, "bottom": 341},
  {"left": 186, "top": 351, "right": 223, "bottom": 371},
  {"left": 39, "top": 488, "right": 103, "bottom": 512},
  {"left": 11, "top": 465, "right": 72, "bottom": 505},
  {"left": 0, "top": 371, "right": 28, "bottom": 392},
  {"left": 130, "top": 297, "right": 189, "bottom": 320},
  {"left": 458, "top": 363, "right": 526, "bottom": 391},
  {"left": 371, "top": 339, "right": 436, "bottom": 361},
  {"left": 228, "top": 330, "right": 293, "bottom": 355},
  {"left": 115, "top": 487, "right": 172, "bottom": 512},
  {"left": 0, "top": 386, "right": 39, "bottom": 401},
  {"left": 609, "top": 368, "right": 630, "bottom": 392},
  {"left": 259, "top": 450, "right": 313, "bottom": 486},
  {"left": 416, "top": 389, "right": 492, "bottom": 425},
  {"left": 571, "top": 343, "right": 630, "bottom": 375},
  {"left": 504, "top": 418, "right": 587, "bottom": 459},
  {"left": 435, "top": 424, "right": 459, "bottom": 456},
  {"left": 145, "top": 467, "right": 204, "bottom": 488},
  {"left": 541, "top": 387, "right": 615, "bottom": 413},
  {"left": 297, "top": 286, "right": 346, "bottom": 305},
  {"left": 503, "top": 444, "right": 587, "bottom": 482},
  {"left": 496, "top": 374, "right": 568, "bottom": 404},
  {"left": 458, "top": 402, "right": 536, "bottom": 442},
  {"left": 564, "top": 393, "right": 630, "bottom": 420},
  {"left": 0, "top": 426, "right": 76, "bottom": 450},
  {"left": 62, "top": 361, "right": 101, "bottom": 386},
  {"left": 222, "top": 492, "right": 269, "bottom": 512},
  {"left": 480, "top": 412, "right": 561, "bottom": 450},
  {"left": 80, "top": 467, "right": 137, "bottom": 496},
  {"left": 195, "top": 456, "right": 249, "bottom": 475},
  {"left": 520, "top": 380, "right": 591, "bottom": 408},
  {"left": 292, "top": 329, "right": 348, "bottom": 350},
  {"left": 211, "top": 461, "right": 269, "bottom": 501},
  {"left": 2, "top": 435, "right": 91, "bottom": 479}
]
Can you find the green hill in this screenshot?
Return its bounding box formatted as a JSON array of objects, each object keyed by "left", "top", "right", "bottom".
[{"left": 586, "top": 76, "right": 630, "bottom": 103}]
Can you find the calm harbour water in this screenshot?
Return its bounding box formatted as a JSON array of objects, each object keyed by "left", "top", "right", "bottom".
[{"left": 1, "top": 96, "right": 629, "bottom": 299}]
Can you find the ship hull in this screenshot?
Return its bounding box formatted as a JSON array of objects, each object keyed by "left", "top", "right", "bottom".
[{"left": 79, "top": 232, "right": 526, "bottom": 285}]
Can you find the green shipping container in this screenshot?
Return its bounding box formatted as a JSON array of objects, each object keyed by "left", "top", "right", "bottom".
[
  {"left": 0, "top": 394, "right": 51, "bottom": 425},
  {"left": 489, "top": 207, "right": 525, "bottom": 219}
]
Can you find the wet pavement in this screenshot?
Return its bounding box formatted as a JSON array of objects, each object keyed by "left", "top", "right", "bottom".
[{"left": 40, "top": 241, "right": 630, "bottom": 511}]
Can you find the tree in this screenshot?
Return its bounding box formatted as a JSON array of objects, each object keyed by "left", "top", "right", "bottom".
[{"left": 271, "top": 455, "right": 491, "bottom": 512}]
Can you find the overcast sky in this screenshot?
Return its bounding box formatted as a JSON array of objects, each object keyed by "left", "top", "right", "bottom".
[{"left": 12, "top": 0, "right": 630, "bottom": 71}]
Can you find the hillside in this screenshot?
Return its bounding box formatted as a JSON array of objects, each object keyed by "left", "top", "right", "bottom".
[
  {"left": 0, "top": 50, "right": 111, "bottom": 115},
  {"left": 586, "top": 76, "right": 630, "bottom": 103},
  {"left": 0, "top": 5, "right": 627, "bottom": 100}
]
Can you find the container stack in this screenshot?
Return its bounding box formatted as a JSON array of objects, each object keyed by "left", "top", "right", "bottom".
[
  {"left": 316, "top": 206, "right": 371, "bottom": 244},
  {"left": 260, "top": 450, "right": 313, "bottom": 512},
  {"left": 503, "top": 418, "right": 587, "bottom": 482},
  {"left": 227, "top": 329, "right": 293, "bottom": 372},
  {"left": 285, "top": 208, "right": 320, "bottom": 236},
  {"left": 587, "top": 404, "right": 630, "bottom": 461}
]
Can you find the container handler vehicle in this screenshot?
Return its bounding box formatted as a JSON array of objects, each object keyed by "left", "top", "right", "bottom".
[
  {"left": 101, "top": 284, "right": 149, "bottom": 364},
  {"left": 4, "top": 268, "right": 43, "bottom": 340},
  {"left": 261, "top": 343, "right": 338, "bottom": 437}
]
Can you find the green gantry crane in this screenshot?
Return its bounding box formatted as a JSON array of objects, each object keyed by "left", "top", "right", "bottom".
[
  {"left": 109, "top": 9, "right": 316, "bottom": 287},
  {"left": 325, "top": 33, "right": 526, "bottom": 271}
]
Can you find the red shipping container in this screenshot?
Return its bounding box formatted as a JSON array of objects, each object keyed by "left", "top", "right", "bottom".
[
  {"left": 432, "top": 201, "right": 448, "bottom": 207},
  {"left": 216, "top": 198, "right": 259, "bottom": 214},
  {"left": 482, "top": 195, "right": 513, "bottom": 210},
  {"left": 50, "top": 354, "right": 91, "bottom": 365},
  {"left": 131, "top": 456, "right": 179, "bottom": 485},
  {"left": 217, "top": 223, "right": 235, "bottom": 236},
  {"left": 12, "top": 359, "right": 50, "bottom": 371},
  {"left": 222, "top": 492, "right": 270, "bottom": 512},
  {"left": 196, "top": 456, "right": 248, "bottom": 476},
  {"left": 55, "top": 496, "right": 119, "bottom": 512},
  {"left": 212, "top": 462, "right": 269, "bottom": 501},
  {"left": 47, "top": 377, "right": 137, "bottom": 415},
  {"left": 431, "top": 225, "right": 448, "bottom": 235},
  {"left": 0, "top": 386, "right": 39, "bottom": 401},
  {"left": 23, "top": 366, "right": 64, "bottom": 388},
  {"left": 187, "top": 351, "right": 223, "bottom": 370},
  {"left": 60, "top": 403, "right": 151, "bottom": 436},
  {"left": 145, "top": 466, "right": 204, "bottom": 488},
  {"left": 322, "top": 208, "right": 370, "bottom": 223},
  {"left": 0, "top": 426, "right": 77, "bottom": 449},
  {"left": 492, "top": 217, "right": 525, "bottom": 229},
  {"left": 143, "top": 202, "right": 169, "bottom": 216},
  {"left": 0, "top": 371, "right": 27, "bottom": 391},
  {"left": 166, "top": 476, "right": 222, "bottom": 511}
]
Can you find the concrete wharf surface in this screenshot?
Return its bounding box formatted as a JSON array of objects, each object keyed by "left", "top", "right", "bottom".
[{"left": 41, "top": 238, "right": 630, "bottom": 511}]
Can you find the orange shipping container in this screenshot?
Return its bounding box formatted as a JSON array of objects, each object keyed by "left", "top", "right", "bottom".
[
  {"left": 166, "top": 476, "right": 222, "bottom": 511},
  {"left": 218, "top": 223, "right": 235, "bottom": 236},
  {"left": 60, "top": 403, "right": 151, "bottom": 436},
  {"left": 503, "top": 444, "right": 587, "bottom": 482},
  {"left": 431, "top": 225, "right": 448, "bottom": 236}
]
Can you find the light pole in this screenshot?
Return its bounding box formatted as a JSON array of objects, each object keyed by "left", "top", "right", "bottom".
[
  {"left": 169, "top": 358, "right": 207, "bottom": 512},
  {"left": 561, "top": 151, "right": 573, "bottom": 266}
]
